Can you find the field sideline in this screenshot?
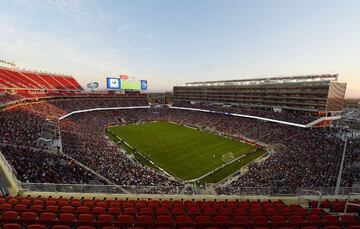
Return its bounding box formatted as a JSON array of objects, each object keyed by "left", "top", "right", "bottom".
[{"left": 108, "top": 121, "right": 262, "bottom": 181}]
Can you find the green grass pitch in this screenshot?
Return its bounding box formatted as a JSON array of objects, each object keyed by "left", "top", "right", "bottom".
[{"left": 108, "top": 121, "right": 260, "bottom": 181}]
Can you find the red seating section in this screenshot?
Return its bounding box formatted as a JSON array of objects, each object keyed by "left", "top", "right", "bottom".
[
  {"left": 310, "top": 199, "right": 360, "bottom": 213},
  {"left": 0, "top": 67, "right": 82, "bottom": 91},
  {"left": 0, "top": 196, "right": 360, "bottom": 228}
]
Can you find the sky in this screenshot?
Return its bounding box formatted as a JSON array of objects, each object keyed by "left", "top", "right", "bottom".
[{"left": 0, "top": 0, "right": 359, "bottom": 97}]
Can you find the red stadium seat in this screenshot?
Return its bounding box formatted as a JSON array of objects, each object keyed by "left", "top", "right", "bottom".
[
  {"left": 96, "top": 214, "right": 114, "bottom": 227},
  {"left": 176, "top": 215, "right": 193, "bottom": 227},
  {"left": 155, "top": 207, "right": 170, "bottom": 215},
  {"left": 14, "top": 204, "right": 28, "bottom": 212},
  {"left": 57, "top": 213, "right": 75, "bottom": 226},
  {"left": 77, "top": 214, "right": 95, "bottom": 226},
  {"left": 51, "top": 226, "right": 71, "bottom": 229},
  {"left": 172, "top": 207, "right": 186, "bottom": 216},
  {"left": 288, "top": 215, "right": 305, "bottom": 227},
  {"left": 270, "top": 215, "right": 288, "bottom": 227},
  {"left": 323, "top": 215, "right": 341, "bottom": 226},
  {"left": 20, "top": 211, "right": 37, "bottom": 224},
  {"left": 27, "top": 225, "right": 47, "bottom": 229},
  {"left": 3, "top": 223, "right": 21, "bottom": 229},
  {"left": 253, "top": 215, "right": 270, "bottom": 227},
  {"left": 135, "top": 215, "right": 153, "bottom": 227},
  {"left": 38, "top": 212, "right": 56, "bottom": 224},
  {"left": 77, "top": 206, "right": 91, "bottom": 214},
  {"left": 30, "top": 205, "right": 43, "bottom": 212},
  {"left": 1, "top": 210, "right": 18, "bottom": 223},
  {"left": 77, "top": 226, "right": 96, "bottom": 229},
  {"left": 306, "top": 214, "right": 323, "bottom": 226},
  {"left": 155, "top": 215, "right": 173, "bottom": 227},
  {"left": 92, "top": 207, "right": 106, "bottom": 215},
  {"left": 60, "top": 206, "right": 75, "bottom": 213},
  {"left": 108, "top": 207, "right": 121, "bottom": 215},
  {"left": 116, "top": 215, "right": 134, "bottom": 227},
  {"left": 233, "top": 215, "right": 251, "bottom": 227},
  {"left": 123, "top": 207, "right": 137, "bottom": 216},
  {"left": 44, "top": 205, "right": 59, "bottom": 213},
  {"left": 195, "top": 215, "right": 212, "bottom": 228},
  {"left": 214, "top": 215, "right": 232, "bottom": 227}
]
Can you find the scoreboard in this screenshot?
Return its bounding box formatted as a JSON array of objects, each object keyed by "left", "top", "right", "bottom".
[{"left": 106, "top": 77, "right": 147, "bottom": 91}]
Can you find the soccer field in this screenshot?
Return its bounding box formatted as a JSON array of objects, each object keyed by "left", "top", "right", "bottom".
[{"left": 108, "top": 121, "right": 261, "bottom": 181}]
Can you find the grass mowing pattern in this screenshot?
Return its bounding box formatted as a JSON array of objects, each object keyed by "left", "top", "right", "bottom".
[
  {"left": 199, "top": 149, "right": 265, "bottom": 184},
  {"left": 108, "top": 121, "right": 259, "bottom": 181}
]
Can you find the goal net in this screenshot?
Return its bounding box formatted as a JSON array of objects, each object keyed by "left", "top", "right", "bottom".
[{"left": 221, "top": 152, "right": 234, "bottom": 163}]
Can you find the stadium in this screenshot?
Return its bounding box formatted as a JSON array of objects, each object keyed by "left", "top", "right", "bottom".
[{"left": 0, "top": 56, "right": 359, "bottom": 229}]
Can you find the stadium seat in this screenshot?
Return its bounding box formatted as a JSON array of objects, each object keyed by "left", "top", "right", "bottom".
[
  {"left": 306, "top": 214, "right": 323, "bottom": 226},
  {"left": 51, "top": 226, "right": 71, "bottom": 229},
  {"left": 155, "top": 215, "right": 173, "bottom": 227},
  {"left": 124, "top": 207, "right": 137, "bottom": 216},
  {"left": 30, "top": 205, "right": 43, "bottom": 212},
  {"left": 253, "top": 215, "right": 270, "bottom": 227},
  {"left": 323, "top": 215, "right": 341, "bottom": 226},
  {"left": 172, "top": 207, "right": 186, "bottom": 216},
  {"left": 233, "top": 216, "right": 251, "bottom": 227},
  {"left": 214, "top": 215, "right": 232, "bottom": 227},
  {"left": 77, "top": 214, "right": 95, "bottom": 226},
  {"left": 288, "top": 215, "right": 305, "bottom": 227},
  {"left": 270, "top": 215, "right": 288, "bottom": 227},
  {"left": 340, "top": 215, "right": 360, "bottom": 226},
  {"left": 195, "top": 215, "right": 212, "bottom": 228},
  {"left": 324, "top": 226, "right": 341, "bottom": 229},
  {"left": 3, "top": 223, "right": 22, "bottom": 229},
  {"left": 139, "top": 207, "right": 153, "bottom": 215},
  {"left": 77, "top": 206, "right": 91, "bottom": 214},
  {"left": 1, "top": 210, "right": 18, "bottom": 223},
  {"left": 176, "top": 215, "right": 193, "bottom": 227},
  {"left": 56, "top": 213, "right": 75, "bottom": 226},
  {"left": 20, "top": 211, "right": 37, "bottom": 224},
  {"left": 92, "top": 207, "right": 106, "bottom": 215},
  {"left": 14, "top": 204, "right": 28, "bottom": 212},
  {"left": 38, "top": 212, "right": 56, "bottom": 224},
  {"left": 116, "top": 215, "right": 134, "bottom": 227},
  {"left": 96, "top": 214, "right": 115, "bottom": 227},
  {"left": 77, "top": 226, "right": 96, "bottom": 229},
  {"left": 27, "top": 225, "right": 47, "bottom": 229},
  {"left": 156, "top": 207, "right": 170, "bottom": 215},
  {"left": 135, "top": 215, "right": 153, "bottom": 227}
]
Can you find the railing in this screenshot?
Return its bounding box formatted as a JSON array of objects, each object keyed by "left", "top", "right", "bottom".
[
  {"left": 20, "top": 183, "right": 194, "bottom": 196},
  {"left": 344, "top": 193, "right": 360, "bottom": 213},
  {"left": 0, "top": 150, "right": 21, "bottom": 193},
  {"left": 297, "top": 189, "right": 322, "bottom": 208},
  {"left": 20, "top": 183, "right": 274, "bottom": 196},
  {"left": 297, "top": 187, "right": 360, "bottom": 196}
]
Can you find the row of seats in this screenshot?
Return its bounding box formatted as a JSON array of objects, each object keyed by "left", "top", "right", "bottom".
[
  {"left": 0, "top": 67, "right": 82, "bottom": 91},
  {"left": 310, "top": 200, "right": 360, "bottom": 213},
  {"left": 0, "top": 196, "right": 358, "bottom": 228},
  {"left": 0, "top": 197, "right": 294, "bottom": 209},
  {"left": 1, "top": 211, "right": 359, "bottom": 228},
  {"left": 0, "top": 203, "right": 330, "bottom": 217},
  {"left": 4, "top": 224, "right": 358, "bottom": 229}
]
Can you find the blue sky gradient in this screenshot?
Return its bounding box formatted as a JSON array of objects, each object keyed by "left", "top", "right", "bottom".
[{"left": 0, "top": 0, "right": 359, "bottom": 97}]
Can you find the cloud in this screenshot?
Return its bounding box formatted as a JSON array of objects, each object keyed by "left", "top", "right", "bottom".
[
  {"left": 116, "top": 25, "right": 130, "bottom": 33},
  {"left": 0, "top": 23, "right": 126, "bottom": 88},
  {"left": 46, "top": 0, "right": 87, "bottom": 14}
]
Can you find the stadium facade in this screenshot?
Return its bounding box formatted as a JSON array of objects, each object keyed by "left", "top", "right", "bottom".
[{"left": 173, "top": 74, "right": 347, "bottom": 114}]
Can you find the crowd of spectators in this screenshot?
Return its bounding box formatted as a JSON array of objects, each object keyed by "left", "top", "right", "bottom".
[
  {"left": 0, "top": 97, "right": 358, "bottom": 195},
  {"left": 172, "top": 101, "right": 319, "bottom": 125},
  {"left": 0, "top": 93, "right": 24, "bottom": 105},
  {"left": 0, "top": 145, "right": 101, "bottom": 184}
]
